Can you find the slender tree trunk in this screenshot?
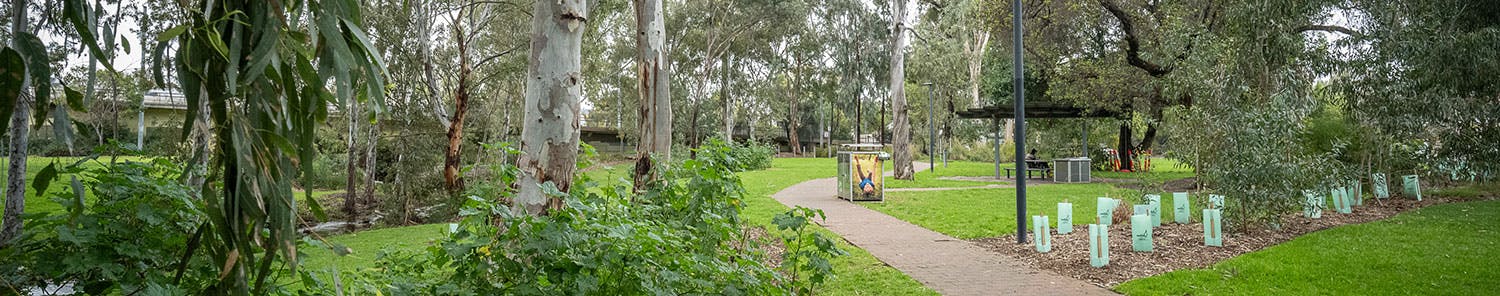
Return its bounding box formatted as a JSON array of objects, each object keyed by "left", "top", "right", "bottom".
[
  {"left": 515, "top": 0, "right": 587, "bottom": 216},
  {"left": 362, "top": 117, "right": 379, "bottom": 207},
  {"left": 420, "top": 2, "right": 451, "bottom": 128},
  {"left": 443, "top": 10, "right": 472, "bottom": 194},
  {"left": 1, "top": 0, "right": 32, "bottom": 247},
  {"left": 721, "top": 56, "right": 733, "bottom": 141},
  {"left": 344, "top": 98, "right": 360, "bottom": 219},
  {"left": 966, "top": 29, "right": 989, "bottom": 107},
  {"left": 788, "top": 57, "right": 802, "bottom": 155},
  {"left": 890, "top": 0, "right": 914, "bottom": 179},
  {"left": 633, "top": 0, "right": 671, "bottom": 192}
]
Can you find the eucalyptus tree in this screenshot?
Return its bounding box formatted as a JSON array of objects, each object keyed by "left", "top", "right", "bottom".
[
  {"left": 511, "top": 0, "right": 587, "bottom": 215},
  {"left": 888, "top": 0, "right": 914, "bottom": 179},
  {"left": 162, "top": 0, "right": 387, "bottom": 293},
  {"left": 633, "top": 0, "right": 670, "bottom": 191}
]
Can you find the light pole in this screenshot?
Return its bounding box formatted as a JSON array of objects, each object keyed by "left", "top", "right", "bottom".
[
  {"left": 924, "top": 83, "right": 935, "bottom": 175},
  {"left": 1011, "top": 0, "right": 1029, "bottom": 244}
]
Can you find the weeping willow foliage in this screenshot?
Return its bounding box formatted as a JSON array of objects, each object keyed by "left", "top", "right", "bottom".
[{"left": 163, "top": 0, "right": 386, "bottom": 294}]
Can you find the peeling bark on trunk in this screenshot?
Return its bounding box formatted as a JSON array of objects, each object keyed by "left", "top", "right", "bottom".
[
  {"left": 889, "top": 0, "right": 915, "bottom": 180},
  {"left": 443, "top": 11, "right": 473, "bottom": 194},
  {"left": 362, "top": 117, "right": 379, "bottom": 206},
  {"left": 2, "top": 0, "right": 32, "bottom": 246},
  {"left": 345, "top": 100, "right": 361, "bottom": 219},
  {"left": 515, "top": 0, "right": 587, "bottom": 216},
  {"left": 966, "top": 29, "right": 989, "bottom": 107},
  {"left": 633, "top": 0, "right": 670, "bottom": 193}
]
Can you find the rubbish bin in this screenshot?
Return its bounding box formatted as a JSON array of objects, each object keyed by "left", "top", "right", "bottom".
[{"left": 838, "top": 144, "right": 889, "bottom": 201}]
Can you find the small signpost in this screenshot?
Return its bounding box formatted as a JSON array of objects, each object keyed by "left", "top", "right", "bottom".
[
  {"left": 1373, "top": 173, "right": 1390, "bottom": 199},
  {"left": 1057, "top": 203, "right": 1074, "bottom": 234},
  {"left": 1172, "top": 192, "right": 1190, "bottom": 224},
  {"left": 1131, "top": 214, "right": 1153, "bottom": 252},
  {"left": 1146, "top": 194, "right": 1162, "bottom": 227},
  {"left": 1403, "top": 175, "right": 1422, "bottom": 201},
  {"left": 1089, "top": 224, "right": 1109, "bottom": 267},
  {"left": 1203, "top": 209, "right": 1223, "bottom": 247},
  {"left": 1033, "top": 215, "right": 1051, "bottom": 253}
]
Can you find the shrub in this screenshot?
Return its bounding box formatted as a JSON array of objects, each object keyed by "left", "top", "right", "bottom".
[
  {"left": 311, "top": 141, "right": 838, "bottom": 295},
  {"left": 730, "top": 140, "right": 776, "bottom": 171},
  {"left": 0, "top": 158, "right": 219, "bottom": 294}
]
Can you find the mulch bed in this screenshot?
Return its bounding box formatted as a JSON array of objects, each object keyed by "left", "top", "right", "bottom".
[{"left": 973, "top": 196, "right": 1469, "bottom": 287}]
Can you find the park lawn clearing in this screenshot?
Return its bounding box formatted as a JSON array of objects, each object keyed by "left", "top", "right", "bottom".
[
  {"left": 886, "top": 161, "right": 1014, "bottom": 189},
  {"left": 864, "top": 184, "right": 1142, "bottom": 239},
  {"left": 1113, "top": 199, "right": 1500, "bottom": 295}
]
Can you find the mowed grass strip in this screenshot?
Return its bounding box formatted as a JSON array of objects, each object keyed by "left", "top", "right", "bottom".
[
  {"left": 864, "top": 184, "right": 1147, "bottom": 239},
  {"left": 1115, "top": 200, "right": 1500, "bottom": 295}
]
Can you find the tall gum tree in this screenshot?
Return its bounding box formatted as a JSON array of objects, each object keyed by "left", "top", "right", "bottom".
[
  {"left": 632, "top": 0, "right": 670, "bottom": 192},
  {"left": 889, "top": 0, "right": 915, "bottom": 179},
  {"left": 514, "top": 0, "right": 587, "bottom": 215}
]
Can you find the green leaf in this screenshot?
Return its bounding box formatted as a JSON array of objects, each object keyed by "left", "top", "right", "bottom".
[
  {"left": 52, "top": 103, "right": 75, "bottom": 149},
  {"left": 121, "top": 36, "right": 131, "bottom": 54},
  {"left": 157, "top": 24, "right": 190, "bottom": 42},
  {"left": 0, "top": 48, "right": 22, "bottom": 133},
  {"left": 68, "top": 176, "right": 85, "bottom": 219},
  {"left": 64, "top": 86, "right": 86, "bottom": 112},
  {"left": 14, "top": 33, "right": 52, "bottom": 121},
  {"left": 63, "top": 0, "right": 115, "bottom": 72},
  {"left": 32, "top": 163, "right": 59, "bottom": 195}
]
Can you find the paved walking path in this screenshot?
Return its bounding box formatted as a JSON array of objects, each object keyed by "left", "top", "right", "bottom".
[{"left": 773, "top": 162, "right": 1113, "bottom": 295}]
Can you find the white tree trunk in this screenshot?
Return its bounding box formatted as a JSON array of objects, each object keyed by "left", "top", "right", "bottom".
[
  {"left": 1, "top": 0, "right": 32, "bottom": 246},
  {"left": 889, "top": 0, "right": 914, "bottom": 180},
  {"left": 632, "top": 0, "right": 670, "bottom": 192},
  {"left": 516, "top": 0, "right": 587, "bottom": 215}
]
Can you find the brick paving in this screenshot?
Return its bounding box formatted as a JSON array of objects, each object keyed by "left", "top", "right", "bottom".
[{"left": 773, "top": 162, "right": 1114, "bottom": 296}]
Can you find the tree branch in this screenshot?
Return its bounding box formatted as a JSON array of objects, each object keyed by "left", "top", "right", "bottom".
[
  {"left": 1098, "top": 0, "right": 1171, "bottom": 77},
  {"left": 1294, "top": 24, "right": 1362, "bottom": 37}
]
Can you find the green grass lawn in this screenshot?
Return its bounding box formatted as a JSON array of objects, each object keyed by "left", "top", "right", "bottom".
[
  {"left": 864, "top": 184, "right": 1149, "bottom": 239},
  {"left": 1093, "top": 157, "right": 1196, "bottom": 183},
  {"left": 0, "top": 156, "right": 150, "bottom": 215},
  {"left": 885, "top": 161, "right": 1013, "bottom": 189},
  {"left": 301, "top": 157, "right": 936, "bottom": 295},
  {"left": 1115, "top": 200, "right": 1500, "bottom": 295}
]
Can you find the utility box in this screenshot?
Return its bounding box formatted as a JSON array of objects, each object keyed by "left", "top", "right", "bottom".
[
  {"left": 1053, "top": 158, "right": 1092, "bottom": 183},
  {"left": 838, "top": 144, "right": 889, "bottom": 201}
]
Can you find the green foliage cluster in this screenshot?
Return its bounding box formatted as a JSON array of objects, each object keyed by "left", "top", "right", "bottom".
[
  {"left": 773, "top": 206, "right": 848, "bottom": 295},
  {"left": 314, "top": 140, "right": 841, "bottom": 295},
  {"left": 0, "top": 159, "right": 218, "bottom": 294},
  {"left": 727, "top": 139, "right": 776, "bottom": 172}
]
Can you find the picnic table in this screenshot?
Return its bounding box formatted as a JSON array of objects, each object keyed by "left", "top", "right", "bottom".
[{"left": 1005, "top": 160, "right": 1053, "bottom": 179}]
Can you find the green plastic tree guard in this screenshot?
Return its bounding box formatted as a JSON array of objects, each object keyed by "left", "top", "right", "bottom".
[
  {"left": 1209, "top": 194, "right": 1225, "bottom": 210},
  {"left": 1089, "top": 224, "right": 1109, "bottom": 267},
  {"left": 1173, "top": 192, "right": 1190, "bottom": 224},
  {"left": 1058, "top": 203, "right": 1074, "bottom": 234},
  {"left": 1303, "top": 190, "right": 1322, "bottom": 218},
  {"left": 1372, "top": 173, "right": 1390, "bottom": 199},
  {"left": 1097, "top": 197, "right": 1116, "bottom": 226},
  {"left": 1339, "top": 187, "right": 1353, "bottom": 213},
  {"left": 1146, "top": 194, "right": 1162, "bottom": 227},
  {"left": 1131, "top": 214, "right": 1153, "bottom": 252},
  {"left": 1352, "top": 180, "right": 1363, "bottom": 206},
  {"left": 1033, "top": 215, "right": 1052, "bottom": 253},
  {"left": 1403, "top": 175, "right": 1422, "bottom": 201},
  {"left": 1203, "top": 209, "right": 1223, "bottom": 247}
]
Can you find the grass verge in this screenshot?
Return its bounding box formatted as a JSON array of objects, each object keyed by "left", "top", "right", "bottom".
[{"left": 1114, "top": 200, "right": 1500, "bottom": 295}]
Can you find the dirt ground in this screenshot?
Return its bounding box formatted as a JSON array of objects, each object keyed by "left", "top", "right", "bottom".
[{"left": 974, "top": 196, "right": 1472, "bottom": 287}]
